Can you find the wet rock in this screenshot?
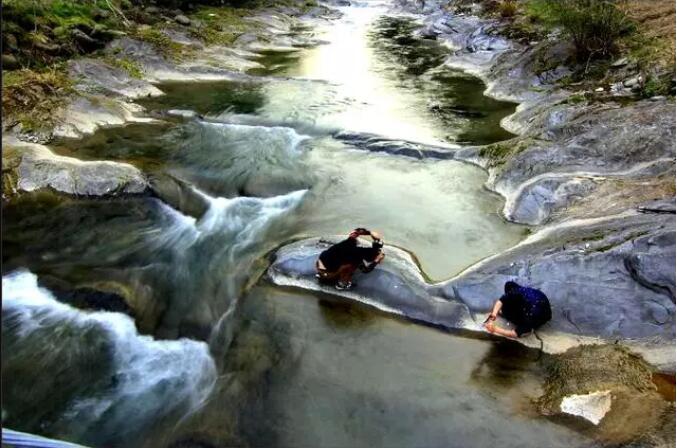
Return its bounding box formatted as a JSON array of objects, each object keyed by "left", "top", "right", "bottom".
[
  {"left": 175, "top": 14, "right": 192, "bottom": 26},
  {"left": 268, "top": 221, "right": 675, "bottom": 364},
  {"left": 149, "top": 172, "right": 210, "bottom": 219},
  {"left": 2, "top": 54, "right": 19, "bottom": 70},
  {"left": 507, "top": 176, "right": 598, "bottom": 225},
  {"left": 268, "top": 237, "right": 474, "bottom": 330},
  {"left": 234, "top": 33, "right": 259, "bottom": 46},
  {"left": 69, "top": 58, "right": 162, "bottom": 99},
  {"left": 39, "top": 276, "right": 134, "bottom": 315},
  {"left": 637, "top": 197, "right": 676, "bottom": 214},
  {"left": 6, "top": 137, "right": 148, "bottom": 196}
]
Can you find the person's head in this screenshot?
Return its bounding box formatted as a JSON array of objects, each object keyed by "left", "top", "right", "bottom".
[
  {"left": 504, "top": 281, "right": 520, "bottom": 295},
  {"left": 350, "top": 227, "right": 370, "bottom": 238}
]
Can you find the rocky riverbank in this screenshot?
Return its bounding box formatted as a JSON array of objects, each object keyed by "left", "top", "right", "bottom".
[
  {"left": 2, "top": 0, "right": 336, "bottom": 201},
  {"left": 267, "top": 0, "right": 676, "bottom": 373}
]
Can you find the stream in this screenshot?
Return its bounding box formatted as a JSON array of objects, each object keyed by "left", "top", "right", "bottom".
[{"left": 1, "top": 2, "right": 609, "bottom": 447}]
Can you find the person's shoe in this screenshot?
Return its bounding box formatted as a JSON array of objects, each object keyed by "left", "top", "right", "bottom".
[{"left": 335, "top": 281, "right": 353, "bottom": 290}]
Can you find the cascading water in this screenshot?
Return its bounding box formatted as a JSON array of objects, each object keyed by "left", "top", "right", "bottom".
[{"left": 2, "top": 271, "right": 216, "bottom": 447}]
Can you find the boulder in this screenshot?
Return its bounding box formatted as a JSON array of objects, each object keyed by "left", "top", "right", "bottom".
[
  {"left": 268, "top": 237, "right": 474, "bottom": 329},
  {"left": 5, "top": 137, "right": 148, "bottom": 197}
]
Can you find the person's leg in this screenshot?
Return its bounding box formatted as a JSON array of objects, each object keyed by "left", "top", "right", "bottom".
[
  {"left": 338, "top": 264, "right": 356, "bottom": 283},
  {"left": 337, "top": 264, "right": 357, "bottom": 286},
  {"left": 316, "top": 260, "right": 340, "bottom": 284}
]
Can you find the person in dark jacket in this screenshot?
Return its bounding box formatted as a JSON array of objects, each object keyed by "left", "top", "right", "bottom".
[
  {"left": 316, "top": 228, "right": 385, "bottom": 290},
  {"left": 484, "top": 281, "right": 552, "bottom": 338}
]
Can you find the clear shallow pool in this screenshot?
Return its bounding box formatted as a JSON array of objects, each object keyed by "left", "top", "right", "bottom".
[{"left": 167, "top": 285, "right": 597, "bottom": 448}]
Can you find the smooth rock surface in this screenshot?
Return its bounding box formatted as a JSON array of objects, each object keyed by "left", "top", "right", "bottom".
[
  {"left": 5, "top": 137, "right": 148, "bottom": 196},
  {"left": 269, "top": 220, "right": 675, "bottom": 366}
]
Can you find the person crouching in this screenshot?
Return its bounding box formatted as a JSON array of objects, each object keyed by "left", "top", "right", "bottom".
[
  {"left": 316, "top": 228, "right": 385, "bottom": 290},
  {"left": 484, "top": 281, "right": 552, "bottom": 338}
]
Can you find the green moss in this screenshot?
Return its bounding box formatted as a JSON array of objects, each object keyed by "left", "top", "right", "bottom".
[
  {"left": 132, "top": 27, "right": 193, "bottom": 61},
  {"left": 478, "top": 139, "right": 533, "bottom": 167},
  {"left": 189, "top": 6, "right": 260, "bottom": 46},
  {"left": 2, "top": 0, "right": 126, "bottom": 68},
  {"left": 103, "top": 56, "right": 144, "bottom": 79},
  {"left": 567, "top": 93, "right": 586, "bottom": 104}
]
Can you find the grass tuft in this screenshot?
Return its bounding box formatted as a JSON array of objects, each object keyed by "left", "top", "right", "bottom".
[{"left": 2, "top": 65, "right": 74, "bottom": 132}]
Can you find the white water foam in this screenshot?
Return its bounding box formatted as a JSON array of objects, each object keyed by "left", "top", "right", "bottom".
[
  {"left": 195, "top": 188, "right": 307, "bottom": 247},
  {"left": 2, "top": 270, "right": 217, "bottom": 440},
  {"left": 199, "top": 121, "right": 309, "bottom": 157}
]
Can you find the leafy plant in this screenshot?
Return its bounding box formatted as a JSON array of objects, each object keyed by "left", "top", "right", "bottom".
[{"left": 527, "top": 0, "right": 634, "bottom": 61}]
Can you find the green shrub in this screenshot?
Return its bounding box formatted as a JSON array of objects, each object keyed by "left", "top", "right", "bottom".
[
  {"left": 640, "top": 74, "right": 675, "bottom": 98},
  {"left": 527, "top": 0, "right": 634, "bottom": 61}
]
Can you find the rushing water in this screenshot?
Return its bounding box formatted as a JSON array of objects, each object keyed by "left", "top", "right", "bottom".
[{"left": 0, "top": 2, "right": 612, "bottom": 447}]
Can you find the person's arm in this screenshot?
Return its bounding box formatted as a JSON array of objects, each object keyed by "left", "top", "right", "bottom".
[
  {"left": 486, "top": 299, "right": 502, "bottom": 322},
  {"left": 374, "top": 251, "right": 385, "bottom": 264},
  {"left": 484, "top": 321, "right": 518, "bottom": 338}
]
